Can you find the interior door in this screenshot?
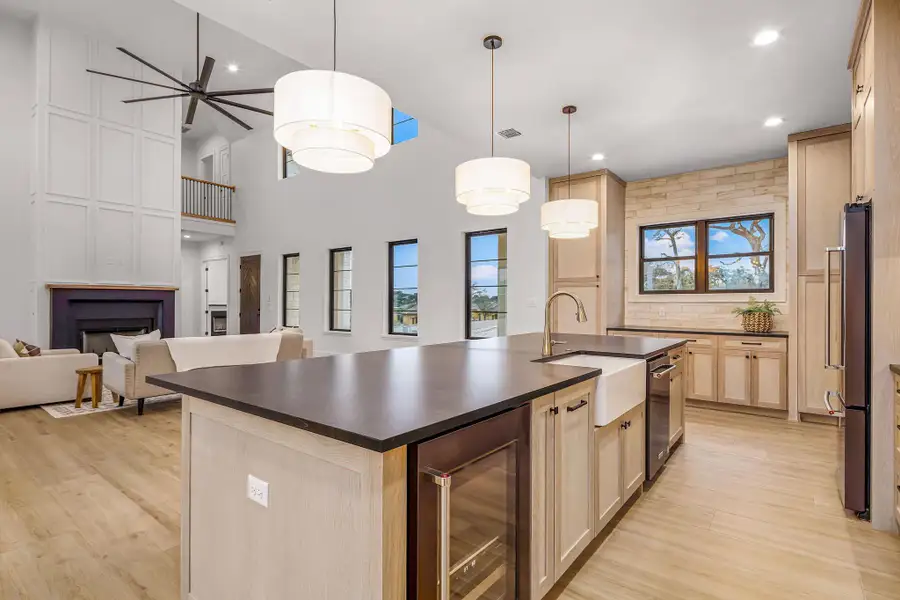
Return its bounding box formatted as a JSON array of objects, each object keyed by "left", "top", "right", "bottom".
[{"left": 240, "top": 255, "right": 261, "bottom": 334}]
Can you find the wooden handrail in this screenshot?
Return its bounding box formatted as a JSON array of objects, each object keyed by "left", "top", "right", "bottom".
[
  {"left": 181, "top": 212, "right": 237, "bottom": 225},
  {"left": 181, "top": 175, "right": 236, "bottom": 192}
]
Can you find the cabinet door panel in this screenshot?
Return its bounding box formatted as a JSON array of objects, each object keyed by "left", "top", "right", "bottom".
[
  {"left": 531, "top": 395, "right": 556, "bottom": 598},
  {"left": 753, "top": 351, "right": 787, "bottom": 410},
  {"left": 799, "top": 278, "right": 843, "bottom": 415},
  {"left": 669, "top": 368, "right": 685, "bottom": 447},
  {"left": 622, "top": 406, "right": 645, "bottom": 499},
  {"left": 553, "top": 284, "right": 600, "bottom": 335},
  {"left": 594, "top": 421, "right": 622, "bottom": 535},
  {"left": 554, "top": 388, "right": 593, "bottom": 575},
  {"left": 863, "top": 86, "right": 875, "bottom": 197},
  {"left": 719, "top": 349, "right": 752, "bottom": 405},
  {"left": 551, "top": 178, "right": 599, "bottom": 280},
  {"left": 686, "top": 348, "right": 716, "bottom": 402},
  {"left": 853, "top": 112, "right": 866, "bottom": 199}
]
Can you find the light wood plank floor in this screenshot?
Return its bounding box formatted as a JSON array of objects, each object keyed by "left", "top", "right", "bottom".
[
  {"left": 1, "top": 403, "right": 898, "bottom": 599},
  {"left": 549, "top": 407, "right": 900, "bottom": 600}
]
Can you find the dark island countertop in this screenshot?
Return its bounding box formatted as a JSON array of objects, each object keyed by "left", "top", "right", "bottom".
[
  {"left": 148, "top": 332, "right": 686, "bottom": 453},
  {"left": 608, "top": 325, "right": 789, "bottom": 339}
]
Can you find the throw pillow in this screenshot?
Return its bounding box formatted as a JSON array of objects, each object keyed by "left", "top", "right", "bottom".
[
  {"left": 14, "top": 339, "right": 41, "bottom": 357},
  {"left": 110, "top": 329, "right": 161, "bottom": 361},
  {"left": 0, "top": 339, "right": 19, "bottom": 359}
]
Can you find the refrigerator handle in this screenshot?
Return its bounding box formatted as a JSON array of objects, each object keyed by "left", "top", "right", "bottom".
[
  {"left": 824, "top": 246, "right": 845, "bottom": 370},
  {"left": 823, "top": 390, "right": 846, "bottom": 418}
]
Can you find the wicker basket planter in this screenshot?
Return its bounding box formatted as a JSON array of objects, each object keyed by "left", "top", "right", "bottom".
[{"left": 741, "top": 311, "right": 774, "bottom": 333}]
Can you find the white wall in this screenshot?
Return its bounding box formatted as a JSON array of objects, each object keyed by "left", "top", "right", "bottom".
[
  {"left": 0, "top": 13, "right": 37, "bottom": 343},
  {"left": 179, "top": 240, "right": 201, "bottom": 337},
  {"left": 228, "top": 123, "right": 548, "bottom": 355},
  {"left": 194, "top": 134, "right": 230, "bottom": 184},
  {"left": 29, "top": 19, "right": 183, "bottom": 346},
  {"left": 181, "top": 138, "right": 198, "bottom": 178}
]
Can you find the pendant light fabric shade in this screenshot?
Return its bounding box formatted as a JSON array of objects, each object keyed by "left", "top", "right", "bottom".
[
  {"left": 541, "top": 198, "right": 598, "bottom": 239},
  {"left": 456, "top": 157, "right": 531, "bottom": 216},
  {"left": 274, "top": 70, "right": 392, "bottom": 174}
]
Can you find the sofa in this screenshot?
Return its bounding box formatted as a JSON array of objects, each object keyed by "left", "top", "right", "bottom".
[
  {"left": 0, "top": 340, "right": 99, "bottom": 410},
  {"left": 103, "top": 331, "right": 313, "bottom": 415}
]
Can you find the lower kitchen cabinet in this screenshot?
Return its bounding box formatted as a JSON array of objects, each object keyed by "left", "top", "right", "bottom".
[
  {"left": 686, "top": 346, "right": 717, "bottom": 402},
  {"left": 669, "top": 349, "right": 685, "bottom": 448},
  {"left": 753, "top": 351, "right": 787, "bottom": 410},
  {"left": 719, "top": 349, "right": 753, "bottom": 405},
  {"left": 532, "top": 380, "right": 646, "bottom": 600}
]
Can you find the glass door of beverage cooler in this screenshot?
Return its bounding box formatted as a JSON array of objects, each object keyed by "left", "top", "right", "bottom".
[{"left": 411, "top": 405, "right": 530, "bottom": 600}]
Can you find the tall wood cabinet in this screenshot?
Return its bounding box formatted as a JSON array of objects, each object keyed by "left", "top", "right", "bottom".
[
  {"left": 548, "top": 170, "right": 626, "bottom": 335},
  {"left": 788, "top": 126, "right": 851, "bottom": 417},
  {"left": 848, "top": 0, "right": 900, "bottom": 532}
]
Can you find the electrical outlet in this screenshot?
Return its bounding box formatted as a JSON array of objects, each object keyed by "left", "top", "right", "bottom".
[
  {"left": 247, "top": 474, "right": 269, "bottom": 507},
  {"left": 657, "top": 308, "right": 666, "bottom": 318}
]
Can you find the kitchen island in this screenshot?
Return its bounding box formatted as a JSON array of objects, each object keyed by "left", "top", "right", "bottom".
[{"left": 150, "top": 332, "right": 685, "bottom": 600}]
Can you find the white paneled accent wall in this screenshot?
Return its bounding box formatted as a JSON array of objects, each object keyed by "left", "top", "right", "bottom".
[{"left": 30, "top": 20, "right": 182, "bottom": 346}]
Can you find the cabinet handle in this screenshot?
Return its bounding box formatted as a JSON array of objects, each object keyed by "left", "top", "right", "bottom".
[
  {"left": 422, "top": 467, "right": 452, "bottom": 600},
  {"left": 686, "top": 339, "right": 698, "bottom": 342},
  {"left": 857, "top": 84, "right": 864, "bottom": 93},
  {"left": 753, "top": 356, "right": 758, "bottom": 360},
  {"left": 567, "top": 399, "right": 588, "bottom": 412},
  {"left": 549, "top": 406, "right": 559, "bottom": 416},
  {"left": 688, "top": 351, "right": 693, "bottom": 355},
  {"left": 746, "top": 354, "right": 750, "bottom": 359},
  {"left": 741, "top": 342, "right": 763, "bottom": 346}
]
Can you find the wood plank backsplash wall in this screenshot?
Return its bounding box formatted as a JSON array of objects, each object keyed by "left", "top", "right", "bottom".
[{"left": 623, "top": 158, "right": 790, "bottom": 330}]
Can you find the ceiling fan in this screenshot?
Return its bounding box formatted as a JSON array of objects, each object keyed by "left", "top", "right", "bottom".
[{"left": 86, "top": 13, "right": 273, "bottom": 132}]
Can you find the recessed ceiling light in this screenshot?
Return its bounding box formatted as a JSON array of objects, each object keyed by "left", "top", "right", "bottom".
[
  {"left": 227, "top": 63, "right": 240, "bottom": 73},
  {"left": 753, "top": 29, "right": 780, "bottom": 47},
  {"left": 764, "top": 116, "right": 784, "bottom": 127},
  {"left": 183, "top": 234, "right": 191, "bottom": 239},
  {"left": 591, "top": 153, "right": 605, "bottom": 161}
]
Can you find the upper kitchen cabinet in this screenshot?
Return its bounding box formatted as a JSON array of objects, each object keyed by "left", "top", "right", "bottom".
[{"left": 548, "top": 170, "right": 626, "bottom": 334}]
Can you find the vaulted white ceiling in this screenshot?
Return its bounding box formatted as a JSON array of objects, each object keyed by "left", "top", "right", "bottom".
[
  {"left": 7, "top": 0, "right": 859, "bottom": 179},
  {"left": 163, "top": 0, "right": 858, "bottom": 180}
]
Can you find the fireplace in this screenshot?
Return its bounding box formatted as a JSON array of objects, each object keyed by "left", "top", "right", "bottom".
[{"left": 49, "top": 286, "right": 176, "bottom": 351}]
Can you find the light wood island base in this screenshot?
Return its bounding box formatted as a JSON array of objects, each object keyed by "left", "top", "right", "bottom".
[{"left": 180, "top": 396, "right": 406, "bottom": 600}]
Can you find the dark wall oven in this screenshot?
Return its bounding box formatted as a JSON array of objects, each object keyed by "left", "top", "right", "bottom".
[
  {"left": 409, "top": 405, "right": 531, "bottom": 600},
  {"left": 647, "top": 353, "right": 673, "bottom": 481}
]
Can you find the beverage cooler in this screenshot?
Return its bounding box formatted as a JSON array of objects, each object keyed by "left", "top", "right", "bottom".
[{"left": 408, "top": 405, "right": 531, "bottom": 600}]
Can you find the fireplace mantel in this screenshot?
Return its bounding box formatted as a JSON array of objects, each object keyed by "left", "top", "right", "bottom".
[{"left": 46, "top": 284, "right": 179, "bottom": 291}]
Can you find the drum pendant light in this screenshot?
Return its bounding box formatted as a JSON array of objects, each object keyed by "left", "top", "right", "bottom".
[
  {"left": 541, "top": 106, "right": 598, "bottom": 238},
  {"left": 455, "top": 36, "right": 531, "bottom": 216},
  {"left": 273, "top": 0, "right": 392, "bottom": 174}
]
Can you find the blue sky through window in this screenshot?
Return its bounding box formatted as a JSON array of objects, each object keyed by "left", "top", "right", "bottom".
[
  {"left": 708, "top": 218, "right": 771, "bottom": 255},
  {"left": 470, "top": 233, "right": 506, "bottom": 287},
  {"left": 392, "top": 109, "right": 418, "bottom": 144},
  {"left": 642, "top": 226, "right": 696, "bottom": 258},
  {"left": 392, "top": 242, "right": 418, "bottom": 289}
]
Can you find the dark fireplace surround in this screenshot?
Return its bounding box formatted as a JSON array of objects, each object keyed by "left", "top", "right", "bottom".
[{"left": 50, "top": 287, "right": 175, "bottom": 353}]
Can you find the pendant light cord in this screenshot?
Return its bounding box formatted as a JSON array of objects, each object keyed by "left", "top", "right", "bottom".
[
  {"left": 490, "top": 45, "right": 495, "bottom": 157},
  {"left": 567, "top": 112, "right": 572, "bottom": 198},
  {"left": 333, "top": 0, "right": 337, "bottom": 71}
]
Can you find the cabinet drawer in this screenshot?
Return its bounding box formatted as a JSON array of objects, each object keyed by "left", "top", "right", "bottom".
[
  {"left": 658, "top": 333, "right": 717, "bottom": 349},
  {"left": 721, "top": 337, "right": 787, "bottom": 353}
]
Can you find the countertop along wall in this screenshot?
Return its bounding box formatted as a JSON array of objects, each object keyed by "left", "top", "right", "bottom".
[
  {"left": 228, "top": 124, "right": 548, "bottom": 355},
  {"left": 623, "top": 158, "right": 789, "bottom": 330}
]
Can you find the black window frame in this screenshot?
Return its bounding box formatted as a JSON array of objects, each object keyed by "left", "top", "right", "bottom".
[
  {"left": 329, "top": 247, "right": 353, "bottom": 332},
  {"left": 638, "top": 212, "right": 775, "bottom": 294},
  {"left": 282, "top": 253, "right": 300, "bottom": 328},
  {"left": 465, "top": 228, "right": 508, "bottom": 340},
  {"left": 282, "top": 147, "right": 298, "bottom": 179},
  {"left": 387, "top": 239, "right": 419, "bottom": 336}
]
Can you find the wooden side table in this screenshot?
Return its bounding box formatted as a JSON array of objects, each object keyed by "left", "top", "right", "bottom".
[{"left": 75, "top": 365, "right": 104, "bottom": 409}]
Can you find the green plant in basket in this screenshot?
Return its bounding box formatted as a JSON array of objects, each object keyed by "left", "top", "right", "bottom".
[{"left": 732, "top": 297, "right": 781, "bottom": 333}]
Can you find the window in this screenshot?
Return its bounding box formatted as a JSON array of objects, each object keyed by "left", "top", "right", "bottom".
[
  {"left": 282, "top": 148, "right": 301, "bottom": 179},
  {"left": 283, "top": 254, "right": 300, "bottom": 327},
  {"left": 329, "top": 248, "right": 352, "bottom": 331},
  {"left": 639, "top": 213, "right": 774, "bottom": 294},
  {"left": 466, "top": 229, "right": 507, "bottom": 339},
  {"left": 388, "top": 240, "right": 418, "bottom": 335}
]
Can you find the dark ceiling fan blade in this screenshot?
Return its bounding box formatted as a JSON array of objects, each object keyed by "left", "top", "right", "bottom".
[
  {"left": 208, "top": 97, "right": 273, "bottom": 116},
  {"left": 116, "top": 47, "right": 191, "bottom": 90},
  {"left": 198, "top": 56, "right": 215, "bottom": 91},
  {"left": 185, "top": 97, "right": 199, "bottom": 125},
  {"left": 122, "top": 93, "right": 190, "bottom": 104},
  {"left": 206, "top": 88, "right": 274, "bottom": 97},
  {"left": 202, "top": 99, "right": 252, "bottom": 130},
  {"left": 86, "top": 69, "right": 186, "bottom": 92}
]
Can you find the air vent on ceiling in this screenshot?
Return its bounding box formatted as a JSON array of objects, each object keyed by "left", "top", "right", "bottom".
[{"left": 496, "top": 128, "right": 522, "bottom": 139}]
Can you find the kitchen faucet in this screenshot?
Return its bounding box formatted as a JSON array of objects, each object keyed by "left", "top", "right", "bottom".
[{"left": 542, "top": 291, "right": 588, "bottom": 357}]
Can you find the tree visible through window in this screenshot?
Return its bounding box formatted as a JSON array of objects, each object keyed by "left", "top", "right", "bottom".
[
  {"left": 283, "top": 253, "right": 300, "bottom": 327},
  {"left": 329, "top": 248, "right": 352, "bottom": 331},
  {"left": 466, "top": 229, "right": 507, "bottom": 339},
  {"left": 640, "top": 214, "right": 774, "bottom": 294}
]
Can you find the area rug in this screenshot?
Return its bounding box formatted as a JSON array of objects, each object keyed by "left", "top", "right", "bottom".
[{"left": 41, "top": 388, "right": 181, "bottom": 418}]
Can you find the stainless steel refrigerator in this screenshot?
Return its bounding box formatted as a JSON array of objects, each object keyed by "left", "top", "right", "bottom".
[{"left": 824, "top": 201, "right": 871, "bottom": 518}]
